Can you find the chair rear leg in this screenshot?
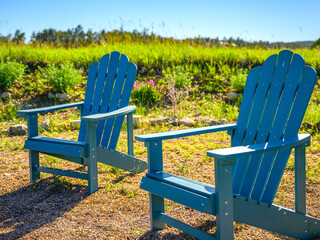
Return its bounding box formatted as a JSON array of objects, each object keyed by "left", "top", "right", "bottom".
[
  {"left": 150, "top": 193, "right": 165, "bottom": 230},
  {"left": 29, "top": 150, "right": 40, "bottom": 182},
  {"left": 88, "top": 155, "right": 98, "bottom": 195}
]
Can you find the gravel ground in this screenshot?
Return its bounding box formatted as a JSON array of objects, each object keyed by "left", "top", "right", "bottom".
[{"left": 1, "top": 132, "right": 319, "bottom": 240}]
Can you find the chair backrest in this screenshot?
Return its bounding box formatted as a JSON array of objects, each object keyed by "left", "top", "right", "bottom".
[
  {"left": 231, "top": 50, "right": 317, "bottom": 204},
  {"left": 78, "top": 51, "right": 137, "bottom": 150}
]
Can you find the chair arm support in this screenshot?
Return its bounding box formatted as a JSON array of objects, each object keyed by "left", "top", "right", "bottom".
[
  {"left": 135, "top": 123, "right": 236, "bottom": 142},
  {"left": 207, "top": 133, "right": 310, "bottom": 160},
  {"left": 17, "top": 102, "right": 84, "bottom": 116},
  {"left": 82, "top": 105, "right": 136, "bottom": 122}
]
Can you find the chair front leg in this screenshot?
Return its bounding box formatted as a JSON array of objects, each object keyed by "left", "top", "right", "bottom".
[
  {"left": 127, "top": 113, "right": 134, "bottom": 156},
  {"left": 215, "top": 158, "right": 236, "bottom": 240},
  {"left": 86, "top": 121, "right": 99, "bottom": 195},
  {"left": 146, "top": 140, "right": 165, "bottom": 230},
  {"left": 26, "top": 114, "right": 40, "bottom": 182}
]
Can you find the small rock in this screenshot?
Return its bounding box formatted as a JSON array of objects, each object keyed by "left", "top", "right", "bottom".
[
  {"left": 150, "top": 118, "right": 165, "bottom": 125},
  {"left": 1, "top": 92, "right": 10, "bottom": 99},
  {"left": 207, "top": 119, "right": 220, "bottom": 126},
  {"left": 17, "top": 104, "right": 33, "bottom": 110},
  {"left": 8, "top": 124, "right": 27, "bottom": 136},
  {"left": 165, "top": 118, "right": 178, "bottom": 126},
  {"left": 39, "top": 119, "right": 50, "bottom": 130},
  {"left": 195, "top": 116, "right": 207, "bottom": 124},
  {"left": 124, "top": 115, "right": 143, "bottom": 128},
  {"left": 17, "top": 104, "right": 24, "bottom": 109},
  {"left": 220, "top": 119, "right": 228, "bottom": 124},
  {"left": 48, "top": 92, "right": 55, "bottom": 99},
  {"left": 179, "top": 119, "right": 195, "bottom": 126},
  {"left": 55, "top": 93, "right": 68, "bottom": 102},
  {"left": 25, "top": 104, "right": 34, "bottom": 109},
  {"left": 227, "top": 92, "right": 239, "bottom": 101},
  {"left": 71, "top": 120, "right": 81, "bottom": 128},
  {"left": 195, "top": 117, "right": 219, "bottom": 126}
]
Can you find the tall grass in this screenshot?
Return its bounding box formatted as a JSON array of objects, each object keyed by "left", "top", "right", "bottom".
[{"left": 1, "top": 44, "right": 319, "bottom": 75}]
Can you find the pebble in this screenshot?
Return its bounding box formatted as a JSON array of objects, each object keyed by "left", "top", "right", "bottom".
[
  {"left": 1, "top": 92, "right": 10, "bottom": 99},
  {"left": 8, "top": 124, "right": 27, "bottom": 136},
  {"left": 220, "top": 119, "right": 228, "bottom": 124},
  {"left": 55, "top": 93, "right": 68, "bottom": 102},
  {"left": 179, "top": 119, "right": 195, "bottom": 126},
  {"left": 150, "top": 118, "right": 165, "bottom": 125},
  {"left": 227, "top": 92, "right": 239, "bottom": 100},
  {"left": 71, "top": 120, "right": 81, "bottom": 128}
]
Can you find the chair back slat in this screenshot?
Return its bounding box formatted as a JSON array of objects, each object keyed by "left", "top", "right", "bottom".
[
  {"left": 232, "top": 54, "right": 277, "bottom": 193},
  {"left": 231, "top": 66, "right": 261, "bottom": 146},
  {"left": 108, "top": 62, "right": 137, "bottom": 150},
  {"left": 100, "top": 54, "right": 129, "bottom": 147},
  {"left": 95, "top": 52, "right": 120, "bottom": 142},
  {"left": 78, "top": 62, "right": 99, "bottom": 141}
]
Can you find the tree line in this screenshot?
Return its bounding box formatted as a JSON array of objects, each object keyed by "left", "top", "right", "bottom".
[{"left": 0, "top": 24, "right": 318, "bottom": 49}]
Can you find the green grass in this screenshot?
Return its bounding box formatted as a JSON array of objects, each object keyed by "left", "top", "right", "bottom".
[{"left": 1, "top": 44, "right": 319, "bottom": 75}]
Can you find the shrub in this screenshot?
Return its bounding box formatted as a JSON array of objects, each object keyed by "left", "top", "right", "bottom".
[
  {"left": 38, "top": 63, "right": 83, "bottom": 93},
  {"left": 0, "top": 61, "right": 26, "bottom": 91},
  {"left": 131, "top": 79, "right": 162, "bottom": 108}
]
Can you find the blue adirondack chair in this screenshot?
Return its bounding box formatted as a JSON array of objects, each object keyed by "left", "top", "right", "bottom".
[
  {"left": 17, "top": 51, "right": 147, "bottom": 195},
  {"left": 136, "top": 50, "right": 320, "bottom": 239}
]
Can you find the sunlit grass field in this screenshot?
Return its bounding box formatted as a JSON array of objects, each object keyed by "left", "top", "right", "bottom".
[{"left": 1, "top": 43, "right": 319, "bottom": 73}]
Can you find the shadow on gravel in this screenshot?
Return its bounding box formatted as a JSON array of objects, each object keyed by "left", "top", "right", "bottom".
[{"left": 0, "top": 177, "right": 88, "bottom": 240}]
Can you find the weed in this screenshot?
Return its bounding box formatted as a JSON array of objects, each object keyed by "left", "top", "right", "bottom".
[
  {"left": 54, "top": 177, "right": 72, "bottom": 188},
  {"left": 230, "top": 69, "right": 248, "bottom": 93},
  {"left": 105, "top": 182, "right": 116, "bottom": 191},
  {"left": 0, "top": 60, "right": 26, "bottom": 90},
  {"left": 0, "top": 101, "right": 19, "bottom": 122},
  {"left": 131, "top": 79, "right": 162, "bottom": 108}
]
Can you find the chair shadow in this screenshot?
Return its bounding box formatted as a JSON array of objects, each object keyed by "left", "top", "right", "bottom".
[
  {"left": 139, "top": 219, "right": 216, "bottom": 239},
  {"left": 0, "top": 177, "right": 88, "bottom": 240}
]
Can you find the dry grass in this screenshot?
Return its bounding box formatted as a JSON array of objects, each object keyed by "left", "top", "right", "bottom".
[{"left": 0, "top": 123, "right": 320, "bottom": 240}]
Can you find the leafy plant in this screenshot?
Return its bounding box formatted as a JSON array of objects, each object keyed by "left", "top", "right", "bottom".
[
  {"left": 230, "top": 69, "right": 248, "bottom": 93},
  {"left": 38, "top": 63, "right": 83, "bottom": 93},
  {"left": 0, "top": 101, "right": 19, "bottom": 122},
  {"left": 0, "top": 61, "right": 26, "bottom": 91},
  {"left": 163, "top": 67, "right": 193, "bottom": 90},
  {"left": 131, "top": 79, "right": 162, "bottom": 108}
]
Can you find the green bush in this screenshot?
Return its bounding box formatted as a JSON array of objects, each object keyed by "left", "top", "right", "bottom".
[
  {"left": 131, "top": 79, "right": 162, "bottom": 108},
  {"left": 38, "top": 63, "right": 83, "bottom": 93},
  {"left": 0, "top": 61, "right": 26, "bottom": 91}
]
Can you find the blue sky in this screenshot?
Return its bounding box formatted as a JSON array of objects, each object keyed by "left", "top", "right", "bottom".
[{"left": 0, "top": 0, "right": 319, "bottom": 43}]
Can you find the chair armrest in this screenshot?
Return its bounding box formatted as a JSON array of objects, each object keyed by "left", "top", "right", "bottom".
[
  {"left": 207, "top": 133, "right": 310, "bottom": 160},
  {"left": 17, "top": 102, "right": 84, "bottom": 115},
  {"left": 82, "top": 105, "right": 136, "bottom": 122},
  {"left": 135, "top": 123, "right": 236, "bottom": 142}
]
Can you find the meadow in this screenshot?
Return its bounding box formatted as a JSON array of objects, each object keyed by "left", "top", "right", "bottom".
[{"left": 0, "top": 40, "right": 320, "bottom": 239}]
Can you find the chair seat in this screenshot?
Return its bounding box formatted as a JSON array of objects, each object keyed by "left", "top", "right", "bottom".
[
  {"left": 141, "top": 171, "right": 216, "bottom": 215},
  {"left": 25, "top": 136, "right": 87, "bottom": 158}
]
